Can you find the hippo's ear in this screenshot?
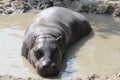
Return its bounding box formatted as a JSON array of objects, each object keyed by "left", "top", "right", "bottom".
[{"left": 56, "top": 36, "right": 62, "bottom": 44}]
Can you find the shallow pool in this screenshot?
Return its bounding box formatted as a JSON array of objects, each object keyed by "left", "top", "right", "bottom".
[{"left": 0, "top": 11, "right": 120, "bottom": 79}]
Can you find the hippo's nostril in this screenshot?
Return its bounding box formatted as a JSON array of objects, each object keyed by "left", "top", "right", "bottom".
[
  {"left": 42, "top": 61, "right": 55, "bottom": 69},
  {"left": 42, "top": 64, "right": 48, "bottom": 69}
]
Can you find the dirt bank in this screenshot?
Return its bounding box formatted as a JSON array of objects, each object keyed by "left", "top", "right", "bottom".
[{"left": 0, "top": 0, "right": 120, "bottom": 17}]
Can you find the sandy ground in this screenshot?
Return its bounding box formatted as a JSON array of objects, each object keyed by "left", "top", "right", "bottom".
[{"left": 0, "top": 72, "right": 120, "bottom": 80}]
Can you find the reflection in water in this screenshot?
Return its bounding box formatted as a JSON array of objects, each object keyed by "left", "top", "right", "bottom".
[
  {"left": 60, "top": 31, "right": 94, "bottom": 79},
  {"left": 0, "top": 12, "right": 120, "bottom": 79}
]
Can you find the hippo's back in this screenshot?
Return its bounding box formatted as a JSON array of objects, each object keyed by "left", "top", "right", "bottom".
[
  {"left": 32, "top": 7, "right": 92, "bottom": 47},
  {"left": 34, "top": 7, "right": 87, "bottom": 25}
]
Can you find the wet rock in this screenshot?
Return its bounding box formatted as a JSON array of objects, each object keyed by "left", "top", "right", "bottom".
[
  {"left": 0, "top": 7, "right": 4, "bottom": 13},
  {"left": 113, "top": 4, "right": 120, "bottom": 17},
  {"left": 106, "top": 5, "right": 115, "bottom": 14},
  {"left": 9, "top": 0, "right": 30, "bottom": 13},
  {"left": 0, "top": 0, "right": 30, "bottom": 14},
  {"left": 96, "top": 3, "right": 108, "bottom": 14},
  {"left": 69, "top": 0, "right": 81, "bottom": 11},
  {"left": 0, "top": 1, "right": 5, "bottom": 14},
  {"left": 3, "top": 7, "right": 14, "bottom": 14},
  {"left": 88, "top": 74, "right": 100, "bottom": 80},
  {"left": 27, "top": 0, "right": 53, "bottom": 9},
  {"left": 70, "top": 77, "right": 82, "bottom": 80},
  {"left": 27, "top": 0, "right": 39, "bottom": 9},
  {"left": 95, "top": 2, "right": 116, "bottom": 14},
  {"left": 53, "top": 0, "right": 64, "bottom": 7},
  {"left": 63, "top": 0, "right": 72, "bottom": 7},
  {"left": 39, "top": 0, "right": 53, "bottom": 9}
]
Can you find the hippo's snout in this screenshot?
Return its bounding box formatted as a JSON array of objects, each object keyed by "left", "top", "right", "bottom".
[{"left": 36, "top": 60, "right": 60, "bottom": 77}]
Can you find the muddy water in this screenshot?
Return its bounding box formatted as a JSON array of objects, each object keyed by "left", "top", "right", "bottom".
[
  {"left": 0, "top": 10, "right": 40, "bottom": 78},
  {"left": 0, "top": 11, "right": 120, "bottom": 79}
]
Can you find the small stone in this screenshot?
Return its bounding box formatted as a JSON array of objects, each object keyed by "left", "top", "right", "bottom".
[
  {"left": 113, "top": 4, "right": 120, "bottom": 17},
  {"left": 116, "top": 72, "right": 120, "bottom": 77},
  {"left": 89, "top": 74, "right": 100, "bottom": 80}
]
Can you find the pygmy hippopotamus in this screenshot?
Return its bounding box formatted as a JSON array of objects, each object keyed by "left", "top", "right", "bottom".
[{"left": 21, "top": 7, "right": 92, "bottom": 77}]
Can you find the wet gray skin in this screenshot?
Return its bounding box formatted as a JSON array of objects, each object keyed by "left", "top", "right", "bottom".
[
  {"left": 28, "top": 36, "right": 62, "bottom": 77},
  {"left": 21, "top": 7, "right": 92, "bottom": 77}
]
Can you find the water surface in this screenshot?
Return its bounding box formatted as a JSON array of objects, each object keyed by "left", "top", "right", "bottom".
[{"left": 0, "top": 12, "right": 120, "bottom": 79}]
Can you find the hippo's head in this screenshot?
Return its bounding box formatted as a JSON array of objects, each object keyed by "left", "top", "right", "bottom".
[{"left": 29, "top": 35, "right": 63, "bottom": 77}]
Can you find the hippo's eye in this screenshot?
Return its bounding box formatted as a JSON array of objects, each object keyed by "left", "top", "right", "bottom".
[{"left": 34, "top": 50, "right": 43, "bottom": 60}]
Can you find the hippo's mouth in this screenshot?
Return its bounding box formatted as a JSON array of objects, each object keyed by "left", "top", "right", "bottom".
[{"left": 36, "top": 67, "right": 60, "bottom": 77}]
